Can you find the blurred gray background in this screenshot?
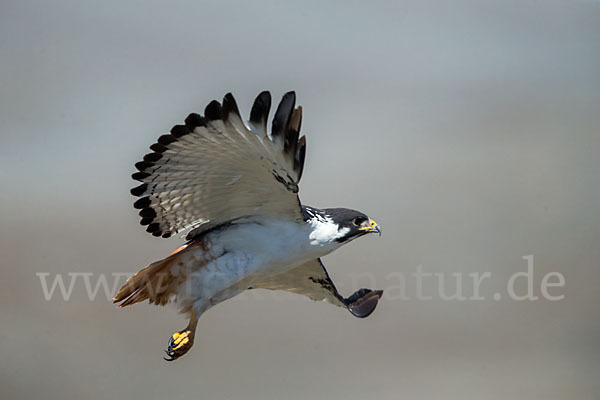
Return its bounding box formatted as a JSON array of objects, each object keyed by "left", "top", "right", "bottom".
[{"left": 1, "top": 0, "right": 599, "bottom": 399}]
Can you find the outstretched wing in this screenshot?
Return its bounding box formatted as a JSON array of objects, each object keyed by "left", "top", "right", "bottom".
[
  {"left": 130, "top": 91, "right": 307, "bottom": 239},
  {"left": 251, "top": 258, "right": 383, "bottom": 318}
]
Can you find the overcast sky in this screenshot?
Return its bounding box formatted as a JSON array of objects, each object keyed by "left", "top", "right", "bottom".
[{"left": 1, "top": 1, "right": 599, "bottom": 399}]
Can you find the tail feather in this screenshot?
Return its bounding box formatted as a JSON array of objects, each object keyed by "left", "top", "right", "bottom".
[{"left": 113, "top": 258, "right": 175, "bottom": 307}]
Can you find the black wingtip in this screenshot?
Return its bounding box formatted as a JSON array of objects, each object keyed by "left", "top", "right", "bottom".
[
  {"left": 132, "top": 171, "right": 150, "bottom": 181},
  {"left": 133, "top": 196, "right": 151, "bottom": 209},
  {"left": 170, "top": 125, "right": 191, "bottom": 138},
  {"left": 204, "top": 100, "right": 222, "bottom": 121},
  {"left": 139, "top": 207, "right": 156, "bottom": 218},
  {"left": 282, "top": 90, "right": 296, "bottom": 100},
  {"left": 271, "top": 91, "right": 296, "bottom": 140},
  {"left": 158, "top": 133, "right": 177, "bottom": 145},
  {"left": 249, "top": 91, "right": 272, "bottom": 131},
  {"left": 130, "top": 183, "right": 148, "bottom": 196},
  {"left": 184, "top": 113, "right": 205, "bottom": 129},
  {"left": 149, "top": 143, "right": 168, "bottom": 153},
  {"left": 345, "top": 289, "right": 383, "bottom": 318},
  {"left": 135, "top": 161, "right": 153, "bottom": 172},
  {"left": 283, "top": 106, "right": 302, "bottom": 155},
  {"left": 294, "top": 135, "right": 306, "bottom": 181},
  {"left": 221, "top": 92, "right": 242, "bottom": 121},
  {"left": 143, "top": 152, "right": 162, "bottom": 163}
]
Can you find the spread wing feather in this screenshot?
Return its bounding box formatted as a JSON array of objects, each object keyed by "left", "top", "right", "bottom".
[
  {"left": 130, "top": 91, "right": 307, "bottom": 239},
  {"left": 252, "top": 258, "right": 384, "bottom": 318}
]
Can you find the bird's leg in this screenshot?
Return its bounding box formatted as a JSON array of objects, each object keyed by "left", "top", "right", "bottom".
[{"left": 164, "top": 310, "right": 198, "bottom": 361}]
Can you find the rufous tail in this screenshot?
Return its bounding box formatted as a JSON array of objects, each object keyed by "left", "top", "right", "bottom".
[{"left": 113, "top": 244, "right": 192, "bottom": 307}]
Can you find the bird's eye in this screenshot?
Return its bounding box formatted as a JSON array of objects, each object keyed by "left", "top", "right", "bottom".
[{"left": 353, "top": 217, "right": 367, "bottom": 226}]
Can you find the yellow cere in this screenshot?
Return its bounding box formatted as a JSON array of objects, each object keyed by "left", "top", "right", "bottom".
[{"left": 358, "top": 219, "right": 377, "bottom": 231}]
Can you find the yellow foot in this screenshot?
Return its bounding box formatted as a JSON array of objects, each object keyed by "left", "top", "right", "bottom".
[{"left": 164, "top": 329, "right": 195, "bottom": 361}]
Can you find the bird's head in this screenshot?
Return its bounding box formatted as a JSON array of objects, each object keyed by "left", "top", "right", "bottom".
[{"left": 323, "top": 208, "right": 381, "bottom": 243}]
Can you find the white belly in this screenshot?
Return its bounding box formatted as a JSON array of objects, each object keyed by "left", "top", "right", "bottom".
[{"left": 175, "top": 218, "right": 343, "bottom": 314}]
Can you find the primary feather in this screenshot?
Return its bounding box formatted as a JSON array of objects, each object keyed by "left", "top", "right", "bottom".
[{"left": 131, "top": 91, "right": 306, "bottom": 239}]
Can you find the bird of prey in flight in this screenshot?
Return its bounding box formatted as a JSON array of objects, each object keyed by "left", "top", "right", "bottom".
[{"left": 114, "top": 91, "right": 383, "bottom": 361}]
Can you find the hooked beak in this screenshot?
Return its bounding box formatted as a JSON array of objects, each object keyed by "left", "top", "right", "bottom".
[{"left": 358, "top": 219, "right": 381, "bottom": 236}]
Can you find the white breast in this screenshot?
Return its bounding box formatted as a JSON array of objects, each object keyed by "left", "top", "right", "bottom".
[
  {"left": 210, "top": 217, "right": 343, "bottom": 274},
  {"left": 176, "top": 217, "right": 345, "bottom": 314}
]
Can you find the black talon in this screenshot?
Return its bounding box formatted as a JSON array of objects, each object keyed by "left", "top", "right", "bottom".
[{"left": 164, "top": 336, "right": 178, "bottom": 361}]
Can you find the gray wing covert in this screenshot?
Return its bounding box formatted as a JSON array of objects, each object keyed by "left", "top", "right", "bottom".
[
  {"left": 130, "top": 91, "right": 306, "bottom": 239},
  {"left": 252, "top": 258, "right": 383, "bottom": 318}
]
